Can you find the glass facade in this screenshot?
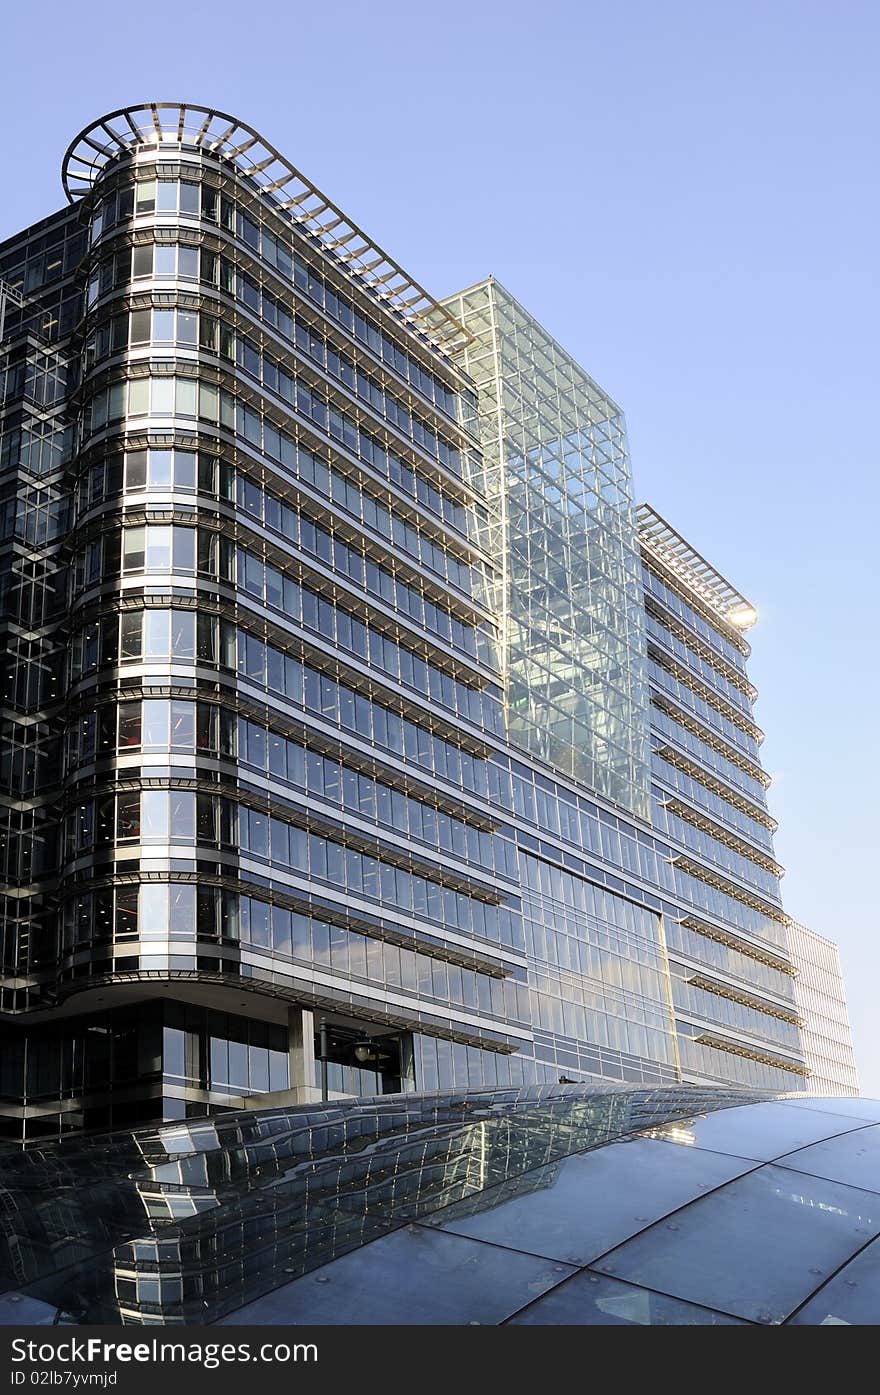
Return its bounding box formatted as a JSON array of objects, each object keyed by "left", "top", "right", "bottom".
[
  {"left": 441, "top": 279, "right": 650, "bottom": 818},
  {"left": 785, "top": 921, "right": 859, "bottom": 1095},
  {"left": 0, "top": 102, "right": 854, "bottom": 1141},
  {"left": 1, "top": 1084, "right": 879, "bottom": 1325},
  {"left": 633, "top": 506, "right": 856, "bottom": 1094}
]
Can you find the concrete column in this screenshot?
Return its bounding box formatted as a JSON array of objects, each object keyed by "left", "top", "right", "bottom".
[
  {"left": 240, "top": 1007, "right": 322, "bottom": 1109},
  {"left": 287, "top": 1005, "right": 320, "bottom": 1104}
]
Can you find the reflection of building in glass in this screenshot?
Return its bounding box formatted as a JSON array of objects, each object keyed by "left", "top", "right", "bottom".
[
  {"left": 785, "top": 922, "right": 859, "bottom": 1095},
  {"left": 1, "top": 1084, "right": 878, "bottom": 1326},
  {"left": 0, "top": 103, "right": 855, "bottom": 1141},
  {"left": 0, "top": 1083, "right": 752, "bottom": 1323}
]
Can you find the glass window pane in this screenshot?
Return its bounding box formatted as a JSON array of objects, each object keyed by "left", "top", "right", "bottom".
[
  {"left": 142, "top": 700, "right": 168, "bottom": 748},
  {"left": 139, "top": 884, "right": 168, "bottom": 936},
  {"left": 169, "top": 885, "right": 196, "bottom": 936},
  {"left": 175, "top": 451, "right": 197, "bottom": 489},
  {"left": 178, "top": 246, "right": 199, "bottom": 280},
  {"left": 145, "top": 526, "right": 172, "bottom": 569},
  {"left": 151, "top": 378, "right": 174, "bottom": 414},
  {"left": 176, "top": 378, "right": 197, "bottom": 416},
  {"left": 149, "top": 450, "right": 173, "bottom": 486},
  {"left": 141, "top": 792, "right": 169, "bottom": 840},
  {"left": 179, "top": 182, "right": 200, "bottom": 215},
  {"left": 117, "top": 703, "right": 141, "bottom": 749},
  {"left": 135, "top": 181, "right": 156, "bottom": 214},
  {"left": 154, "top": 245, "right": 176, "bottom": 277},
  {"left": 171, "top": 611, "right": 195, "bottom": 658},
  {"left": 128, "top": 378, "right": 149, "bottom": 415},
  {"left": 130, "top": 310, "right": 151, "bottom": 344},
  {"left": 116, "top": 615, "right": 138, "bottom": 662},
  {"left": 153, "top": 309, "right": 175, "bottom": 341},
  {"left": 170, "top": 701, "right": 196, "bottom": 749},
  {"left": 125, "top": 451, "right": 147, "bottom": 489},
  {"left": 177, "top": 311, "right": 197, "bottom": 345},
  {"left": 170, "top": 792, "right": 195, "bottom": 841},
  {"left": 228, "top": 1038, "right": 248, "bottom": 1089},
  {"left": 172, "top": 528, "right": 196, "bottom": 572},
  {"left": 132, "top": 244, "right": 152, "bottom": 276},
  {"left": 123, "top": 526, "right": 145, "bottom": 571},
  {"left": 144, "top": 611, "right": 171, "bottom": 656}
]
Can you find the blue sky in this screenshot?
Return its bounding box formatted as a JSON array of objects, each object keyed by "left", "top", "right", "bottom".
[{"left": 4, "top": 0, "right": 878, "bottom": 1089}]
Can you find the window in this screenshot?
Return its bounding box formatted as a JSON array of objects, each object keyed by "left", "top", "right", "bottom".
[
  {"left": 139, "top": 884, "right": 168, "bottom": 936},
  {"left": 149, "top": 450, "right": 173, "bottom": 486},
  {"left": 117, "top": 792, "right": 140, "bottom": 840},
  {"left": 177, "top": 311, "right": 197, "bottom": 345},
  {"left": 170, "top": 702, "right": 195, "bottom": 748},
  {"left": 135, "top": 181, "right": 156, "bottom": 214},
  {"left": 132, "top": 245, "right": 152, "bottom": 277},
  {"left": 123, "top": 527, "right": 146, "bottom": 571},
  {"left": 155, "top": 246, "right": 176, "bottom": 278},
  {"left": 144, "top": 611, "right": 171, "bottom": 657},
  {"left": 145, "top": 527, "right": 172, "bottom": 570},
  {"left": 179, "top": 182, "right": 200, "bottom": 216},
  {"left": 121, "top": 613, "right": 142, "bottom": 658},
  {"left": 141, "top": 701, "right": 168, "bottom": 749},
  {"left": 118, "top": 703, "right": 141, "bottom": 749},
  {"left": 153, "top": 309, "right": 175, "bottom": 341},
  {"left": 130, "top": 310, "right": 151, "bottom": 344},
  {"left": 178, "top": 246, "right": 199, "bottom": 280},
  {"left": 141, "top": 791, "right": 169, "bottom": 840}
]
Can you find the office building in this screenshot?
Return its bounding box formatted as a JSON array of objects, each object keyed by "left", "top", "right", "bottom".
[{"left": 0, "top": 103, "right": 856, "bottom": 1140}]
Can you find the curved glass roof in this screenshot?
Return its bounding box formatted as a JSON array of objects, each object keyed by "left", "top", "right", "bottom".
[
  {"left": 61, "top": 102, "right": 468, "bottom": 356},
  {"left": 1, "top": 1084, "right": 879, "bottom": 1326}
]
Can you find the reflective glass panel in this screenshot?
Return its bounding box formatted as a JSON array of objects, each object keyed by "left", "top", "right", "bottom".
[
  {"left": 776, "top": 1124, "right": 880, "bottom": 1194},
  {"left": 594, "top": 1163, "right": 880, "bottom": 1324},
  {"left": 787, "top": 1235, "right": 880, "bottom": 1325},
  {"left": 779, "top": 1097, "right": 880, "bottom": 1123},
  {"left": 427, "top": 1137, "right": 754, "bottom": 1265},
  {"left": 507, "top": 1270, "right": 746, "bottom": 1326},
  {"left": 641, "top": 1101, "right": 866, "bottom": 1162},
  {"left": 217, "top": 1226, "right": 575, "bottom": 1326}
]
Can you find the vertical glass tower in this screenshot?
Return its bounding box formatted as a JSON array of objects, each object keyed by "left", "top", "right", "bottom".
[
  {"left": 0, "top": 103, "right": 856, "bottom": 1140},
  {"left": 441, "top": 279, "right": 650, "bottom": 818}
]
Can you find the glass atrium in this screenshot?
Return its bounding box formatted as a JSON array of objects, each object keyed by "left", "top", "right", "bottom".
[{"left": 1, "top": 1084, "right": 878, "bottom": 1326}]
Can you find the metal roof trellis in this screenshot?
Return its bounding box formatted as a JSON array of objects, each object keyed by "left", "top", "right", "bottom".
[
  {"left": 61, "top": 102, "right": 470, "bottom": 358},
  {"left": 636, "top": 501, "right": 758, "bottom": 632}
]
